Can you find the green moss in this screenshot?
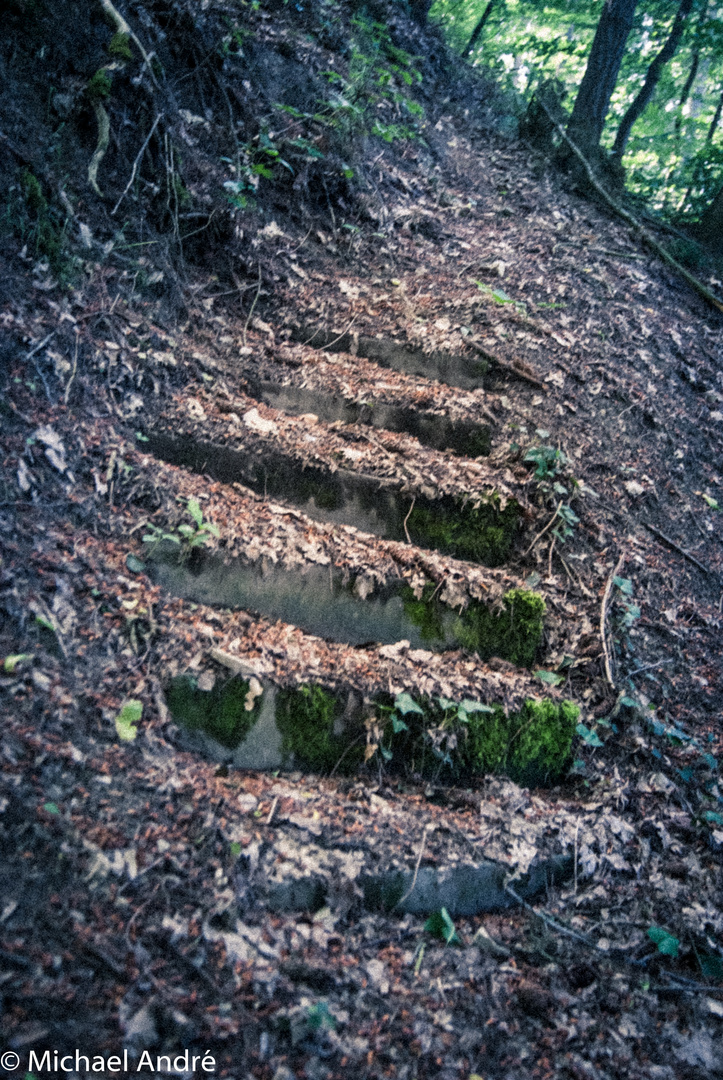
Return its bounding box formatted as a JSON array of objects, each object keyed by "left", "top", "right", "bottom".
[
  {"left": 108, "top": 31, "right": 132, "bottom": 60},
  {"left": 406, "top": 496, "right": 520, "bottom": 566},
  {"left": 507, "top": 699, "right": 580, "bottom": 785},
  {"left": 14, "top": 170, "right": 66, "bottom": 270},
  {"left": 275, "top": 684, "right": 361, "bottom": 773},
  {"left": 402, "top": 585, "right": 545, "bottom": 667},
  {"left": 87, "top": 68, "right": 112, "bottom": 100},
  {"left": 385, "top": 693, "right": 579, "bottom": 785},
  {"left": 165, "top": 674, "right": 261, "bottom": 749},
  {"left": 454, "top": 588, "right": 545, "bottom": 668}
]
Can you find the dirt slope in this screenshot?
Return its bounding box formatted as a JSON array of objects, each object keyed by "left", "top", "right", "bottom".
[{"left": 1, "top": 2, "right": 723, "bottom": 1077}]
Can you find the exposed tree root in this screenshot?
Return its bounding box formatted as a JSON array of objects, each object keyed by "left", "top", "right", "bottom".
[{"left": 536, "top": 96, "right": 723, "bottom": 315}]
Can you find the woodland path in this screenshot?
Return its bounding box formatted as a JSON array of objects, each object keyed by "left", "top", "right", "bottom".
[{"left": 1, "top": 124, "right": 723, "bottom": 1078}]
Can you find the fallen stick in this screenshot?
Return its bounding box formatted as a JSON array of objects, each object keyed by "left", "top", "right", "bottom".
[
  {"left": 600, "top": 552, "right": 625, "bottom": 689},
  {"left": 469, "top": 342, "right": 548, "bottom": 391},
  {"left": 536, "top": 97, "right": 723, "bottom": 315},
  {"left": 643, "top": 522, "right": 713, "bottom": 575}
]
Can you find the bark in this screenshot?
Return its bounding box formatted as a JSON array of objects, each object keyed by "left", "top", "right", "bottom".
[
  {"left": 566, "top": 0, "right": 639, "bottom": 158},
  {"left": 674, "top": 48, "right": 700, "bottom": 136},
  {"left": 696, "top": 181, "right": 723, "bottom": 251},
  {"left": 408, "top": 0, "right": 434, "bottom": 25},
  {"left": 462, "top": 0, "right": 497, "bottom": 59},
  {"left": 611, "top": 0, "right": 694, "bottom": 162},
  {"left": 707, "top": 85, "right": 723, "bottom": 141}
]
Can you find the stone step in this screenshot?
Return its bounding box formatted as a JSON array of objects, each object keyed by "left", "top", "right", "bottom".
[
  {"left": 146, "top": 388, "right": 531, "bottom": 566},
  {"left": 236, "top": 342, "right": 498, "bottom": 457}
]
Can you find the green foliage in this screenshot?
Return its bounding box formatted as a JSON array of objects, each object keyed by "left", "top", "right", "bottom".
[
  {"left": 1, "top": 170, "right": 70, "bottom": 275},
  {"left": 377, "top": 689, "right": 579, "bottom": 784},
  {"left": 425, "top": 908, "right": 461, "bottom": 945},
  {"left": 142, "top": 498, "right": 220, "bottom": 560},
  {"left": 647, "top": 926, "right": 680, "bottom": 958},
  {"left": 115, "top": 699, "right": 142, "bottom": 741},
  {"left": 402, "top": 584, "right": 545, "bottom": 666},
  {"left": 523, "top": 436, "right": 580, "bottom": 544},
  {"left": 87, "top": 68, "right": 113, "bottom": 100},
  {"left": 108, "top": 31, "right": 132, "bottom": 61},
  {"left": 432, "top": 0, "right": 723, "bottom": 220},
  {"left": 166, "top": 674, "right": 263, "bottom": 749}
]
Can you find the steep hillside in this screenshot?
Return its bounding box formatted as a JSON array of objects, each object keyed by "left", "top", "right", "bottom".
[{"left": 1, "top": 2, "right": 722, "bottom": 1077}]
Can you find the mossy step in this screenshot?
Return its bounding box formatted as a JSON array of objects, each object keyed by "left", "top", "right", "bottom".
[
  {"left": 150, "top": 548, "right": 545, "bottom": 667},
  {"left": 165, "top": 673, "right": 579, "bottom": 787},
  {"left": 147, "top": 428, "right": 522, "bottom": 567},
  {"left": 243, "top": 377, "right": 492, "bottom": 458}
]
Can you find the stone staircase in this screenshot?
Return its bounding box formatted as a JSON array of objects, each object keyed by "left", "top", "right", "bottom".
[{"left": 136, "top": 316, "right": 591, "bottom": 787}]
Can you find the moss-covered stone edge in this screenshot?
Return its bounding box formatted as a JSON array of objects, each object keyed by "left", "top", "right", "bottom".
[
  {"left": 407, "top": 494, "right": 520, "bottom": 567},
  {"left": 165, "top": 674, "right": 579, "bottom": 785},
  {"left": 402, "top": 584, "right": 545, "bottom": 668}
]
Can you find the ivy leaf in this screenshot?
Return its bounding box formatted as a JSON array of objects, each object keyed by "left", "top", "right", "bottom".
[
  {"left": 394, "top": 691, "right": 424, "bottom": 716},
  {"left": 3, "top": 653, "right": 32, "bottom": 674},
  {"left": 391, "top": 715, "right": 409, "bottom": 733},
  {"left": 704, "top": 811, "right": 723, "bottom": 825},
  {"left": 458, "top": 699, "right": 494, "bottom": 714},
  {"left": 187, "top": 498, "right": 204, "bottom": 527},
  {"left": 115, "top": 700, "right": 142, "bottom": 742},
  {"left": 42, "top": 802, "right": 60, "bottom": 815},
  {"left": 647, "top": 926, "right": 679, "bottom": 957},
  {"left": 535, "top": 669, "right": 564, "bottom": 686},
  {"left": 425, "top": 907, "right": 461, "bottom": 946},
  {"left": 576, "top": 723, "right": 603, "bottom": 747},
  {"left": 613, "top": 576, "right": 634, "bottom": 595}
]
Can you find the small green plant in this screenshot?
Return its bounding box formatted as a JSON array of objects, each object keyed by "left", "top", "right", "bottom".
[
  {"left": 475, "top": 280, "right": 526, "bottom": 315},
  {"left": 647, "top": 926, "right": 680, "bottom": 958},
  {"left": 523, "top": 434, "right": 580, "bottom": 545},
  {"left": 142, "top": 497, "right": 220, "bottom": 560},
  {"left": 425, "top": 908, "right": 461, "bottom": 946}
]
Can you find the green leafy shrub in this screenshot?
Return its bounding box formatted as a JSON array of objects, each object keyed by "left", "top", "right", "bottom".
[{"left": 142, "top": 497, "right": 220, "bottom": 561}]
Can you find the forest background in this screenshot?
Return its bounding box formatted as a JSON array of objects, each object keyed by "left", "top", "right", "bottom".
[{"left": 432, "top": 0, "right": 723, "bottom": 250}]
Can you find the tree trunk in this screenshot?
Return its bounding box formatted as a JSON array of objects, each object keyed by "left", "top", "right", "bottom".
[
  {"left": 674, "top": 47, "right": 700, "bottom": 136},
  {"left": 707, "top": 85, "right": 723, "bottom": 141},
  {"left": 462, "top": 0, "right": 497, "bottom": 59},
  {"left": 695, "top": 181, "right": 723, "bottom": 252},
  {"left": 566, "top": 0, "right": 639, "bottom": 158},
  {"left": 611, "top": 0, "right": 694, "bottom": 162},
  {"left": 408, "top": 0, "right": 434, "bottom": 25}
]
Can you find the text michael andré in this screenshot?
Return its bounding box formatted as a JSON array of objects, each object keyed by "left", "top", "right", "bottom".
[{"left": 28, "top": 1049, "right": 217, "bottom": 1073}]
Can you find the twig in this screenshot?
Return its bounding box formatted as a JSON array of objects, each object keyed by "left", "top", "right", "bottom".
[
  {"left": 26, "top": 330, "right": 56, "bottom": 361},
  {"left": 523, "top": 499, "right": 563, "bottom": 557},
  {"left": 243, "top": 264, "right": 263, "bottom": 348},
  {"left": 600, "top": 552, "right": 625, "bottom": 689},
  {"left": 98, "top": 0, "right": 159, "bottom": 88},
  {"left": 265, "top": 795, "right": 279, "bottom": 826},
  {"left": 64, "top": 332, "right": 79, "bottom": 405},
  {"left": 628, "top": 658, "right": 674, "bottom": 678},
  {"left": 319, "top": 312, "right": 359, "bottom": 351},
  {"left": 535, "top": 96, "right": 723, "bottom": 315},
  {"left": 111, "top": 113, "right": 162, "bottom": 216},
  {"left": 644, "top": 522, "right": 712, "bottom": 575},
  {"left": 469, "top": 341, "right": 547, "bottom": 391},
  {"left": 395, "top": 824, "right": 431, "bottom": 908},
  {"left": 547, "top": 536, "right": 556, "bottom": 579},
  {"left": 329, "top": 733, "right": 365, "bottom": 778},
  {"left": 504, "top": 884, "right": 596, "bottom": 949},
  {"left": 403, "top": 496, "right": 416, "bottom": 544}
]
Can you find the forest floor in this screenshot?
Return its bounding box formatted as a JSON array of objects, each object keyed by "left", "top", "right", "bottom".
[{"left": 2, "top": 8, "right": 723, "bottom": 1077}]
